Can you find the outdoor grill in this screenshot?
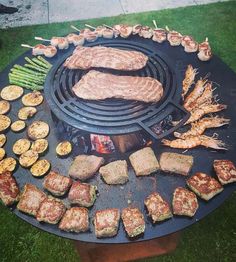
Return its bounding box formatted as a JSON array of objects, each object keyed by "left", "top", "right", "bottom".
[{"left": 1, "top": 34, "right": 236, "bottom": 244}]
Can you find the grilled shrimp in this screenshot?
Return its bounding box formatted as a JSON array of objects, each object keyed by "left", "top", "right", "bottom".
[
  {"left": 174, "top": 116, "right": 230, "bottom": 139},
  {"left": 182, "top": 65, "right": 198, "bottom": 99},
  {"left": 184, "top": 78, "right": 208, "bottom": 111},
  {"left": 162, "top": 134, "right": 227, "bottom": 150},
  {"left": 185, "top": 103, "right": 227, "bottom": 125}
]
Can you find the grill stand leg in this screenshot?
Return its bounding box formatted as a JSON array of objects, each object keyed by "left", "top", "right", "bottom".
[{"left": 74, "top": 231, "right": 181, "bottom": 262}]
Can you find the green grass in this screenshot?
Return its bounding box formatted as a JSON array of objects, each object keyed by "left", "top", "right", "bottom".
[{"left": 1, "top": 1, "right": 236, "bottom": 261}]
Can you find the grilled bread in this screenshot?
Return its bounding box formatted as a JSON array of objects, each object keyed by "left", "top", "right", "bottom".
[
  {"left": 213, "top": 160, "right": 236, "bottom": 185},
  {"left": 0, "top": 85, "right": 23, "bottom": 101},
  {"left": 129, "top": 147, "right": 160, "bottom": 176}
]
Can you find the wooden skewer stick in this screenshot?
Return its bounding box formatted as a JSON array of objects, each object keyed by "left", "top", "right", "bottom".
[
  {"left": 205, "top": 37, "right": 208, "bottom": 42},
  {"left": 21, "top": 44, "right": 34, "bottom": 49},
  {"left": 103, "top": 24, "right": 113, "bottom": 30},
  {"left": 71, "top": 25, "right": 80, "bottom": 32},
  {"left": 85, "top": 24, "right": 96, "bottom": 30},
  {"left": 34, "top": 37, "right": 51, "bottom": 42},
  {"left": 152, "top": 20, "right": 158, "bottom": 29},
  {"left": 165, "top": 26, "right": 170, "bottom": 32}
]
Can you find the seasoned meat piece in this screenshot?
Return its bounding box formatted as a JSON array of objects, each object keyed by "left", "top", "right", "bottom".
[
  {"left": 144, "top": 192, "right": 172, "bottom": 222},
  {"left": 43, "top": 171, "right": 72, "bottom": 196},
  {"left": 17, "top": 184, "right": 46, "bottom": 216},
  {"left": 59, "top": 207, "right": 89, "bottom": 233},
  {"left": 94, "top": 208, "right": 120, "bottom": 238},
  {"left": 68, "top": 154, "right": 104, "bottom": 180},
  {"left": 160, "top": 152, "right": 194, "bottom": 176},
  {"left": 121, "top": 207, "right": 145, "bottom": 238},
  {"left": 68, "top": 181, "right": 97, "bottom": 207},
  {"left": 99, "top": 160, "right": 129, "bottom": 185},
  {"left": 187, "top": 172, "right": 223, "bottom": 201},
  {"left": 172, "top": 187, "right": 198, "bottom": 217},
  {"left": 129, "top": 147, "right": 160, "bottom": 176},
  {"left": 64, "top": 46, "right": 148, "bottom": 70},
  {"left": 213, "top": 160, "right": 236, "bottom": 185},
  {"left": 72, "top": 70, "right": 163, "bottom": 103},
  {"left": 0, "top": 172, "right": 19, "bottom": 206}
]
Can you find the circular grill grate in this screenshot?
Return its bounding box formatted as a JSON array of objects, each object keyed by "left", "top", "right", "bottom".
[{"left": 45, "top": 39, "right": 189, "bottom": 138}]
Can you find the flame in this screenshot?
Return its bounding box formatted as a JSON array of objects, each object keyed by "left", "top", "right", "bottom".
[{"left": 90, "top": 134, "right": 115, "bottom": 154}]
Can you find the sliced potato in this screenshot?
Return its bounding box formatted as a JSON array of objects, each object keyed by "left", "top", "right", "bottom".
[
  {"left": 0, "top": 115, "right": 11, "bottom": 132},
  {"left": 31, "top": 139, "right": 48, "bottom": 154},
  {"left": 11, "top": 120, "right": 26, "bottom": 132},
  {"left": 18, "top": 107, "right": 37, "bottom": 120},
  {"left": 27, "top": 121, "right": 49, "bottom": 140},
  {"left": 30, "top": 159, "right": 50, "bottom": 177},
  {"left": 0, "top": 134, "right": 7, "bottom": 147},
  {"left": 13, "top": 138, "right": 31, "bottom": 155},
  {"left": 0, "top": 85, "right": 24, "bottom": 101},
  {"left": 0, "top": 157, "right": 17, "bottom": 174},
  {"left": 0, "top": 100, "right": 10, "bottom": 114},
  {"left": 0, "top": 148, "right": 5, "bottom": 161},
  {"left": 19, "top": 149, "right": 38, "bottom": 168},
  {"left": 56, "top": 141, "right": 72, "bottom": 156},
  {"left": 22, "top": 91, "right": 44, "bottom": 107}
]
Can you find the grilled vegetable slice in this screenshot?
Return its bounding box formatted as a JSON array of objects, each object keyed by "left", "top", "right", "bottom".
[
  {"left": 13, "top": 138, "right": 31, "bottom": 155},
  {"left": 22, "top": 91, "right": 44, "bottom": 106},
  {"left": 0, "top": 157, "right": 17, "bottom": 174},
  {"left": 0, "top": 134, "right": 7, "bottom": 147},
  {"left": 18, "top": 106, "right": 37, "bottom": 120},
  {"left": 11, "top": 120, "right": 26, "bottom": 132},
  {"left": 30, "top": 159, "right": 51, "bottom": 177},
  {"left": 27, "top": 121, "right": 49, "bottom": 140},
  {"left": 19, "top": 149, "right": 38, "bottom": 168},
  {"left": 0, "top": 148, "right": 5, "bottom": 161},
  {"left": 0, "top": 100, "right": 10, "bottom": 114},
  {"left": 31, "top": 138, "right": 48, "bottom": 154},
  {"left": 0, "top": 85, "right": 24, "bottom": 101},
  {"left": 0, "top": 115, "right": 11, "bottom": 132},
  {"left": 56, "top": 141, "right": 72, "bottom": 156}
]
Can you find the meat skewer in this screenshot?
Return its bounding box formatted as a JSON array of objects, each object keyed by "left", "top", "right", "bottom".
[
  {"left": 139, "top": 26, "right": 153, "bottom": 39},
  {"left": 103, "top": 24, "right": 120, "bottom": 38},
  {"left": 166, "top": 26, "right": 182, "bottom": 46},
  {"left": 66, "top": 33, "right": 85, "bottom": 46},
  {"left": 184, "top": 39, "right": 198, "bottom": 53},
  {"left": 152, "top": 20, "right": 166, "bottom": 43},
  {"left": 132, "top": 24, "right": 142, "bottom": 35},
  {"left": 35, "top": 36, "right": 69, "bottom": 50},
  {"left": 198, "top": 37, "right": 212, "bottom": 61},
  {"left": 21, "top": 44, "right": 57, "bottom": 58}
]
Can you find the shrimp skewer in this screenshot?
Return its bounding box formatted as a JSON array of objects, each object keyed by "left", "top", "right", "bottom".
[
  {"left": 184, "top": 78, "right": 208, "bottom": 111},
  {"left": 182, "top": 65, "right": 198, "bottom": 100},
  {"left": 185, "top": 103, "right": 227, "bottom": 125},
  {"left": 162, "top": 135, "right": 227, "bottom": 150},
  {"left": 174, "top": 116, "right": 230, "bottom": 139}
]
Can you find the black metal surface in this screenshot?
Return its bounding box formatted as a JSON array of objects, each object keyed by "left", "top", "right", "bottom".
[
  {"left": 44, "top": 37, "right": 189, "bottom": 139},
  {"left": 0, "top": 35, "right": 236, "bottom": 244}
]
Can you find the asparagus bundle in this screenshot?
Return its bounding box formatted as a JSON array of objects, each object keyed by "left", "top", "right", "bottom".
[{"left": 8, "top": 56, "right": 52, "bottom": 90}]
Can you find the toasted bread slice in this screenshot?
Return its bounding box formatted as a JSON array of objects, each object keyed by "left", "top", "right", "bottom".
[
  {"left": 0, "top": 134, "right": 7, "bottom": 147},
  {"left": 31, "top": 139, "right": 48, "bottom": 154},
  {"left": 172, "top": 187, "right": 198, "bottom": 217},
  {"left": 22, "top": 91, "right": 44, "bottom": 107},
  {"left": 59, "top": 207, "right": 89, "bottom": 233},
  {"left": 13, "top": 138, "right": 31, "bottom": 155},
  {"left": 187, "top": 172, "right": 223, "bottom": 201},
  {"left": 0, "top": 85, "right": 23, "bottom": 101},
  {"left": 213, "top": 160, "right": 236, "bottom": 185},
  {"left": 11, "top": 120, "right": 26, "bottom": 132},
  {"left": 18, "top": 107, "right": 37, "bottom": 120},
  {"left": 0, "top": 100, "right": 10, "bottom": 114},
  {"left": 94, "top": 208, "right": 120, "bottom": 238},
  {"left": 30, "top": 159, "right": 51, "bottom": 177},
  {"left": 129, "top": 147, "right": 159, "bottom": 176},
  {"left": 19, "top": 149, "right": 38, "bottom": 168},
  {"left": 56, "top": 141, "right": 72, "bottom": 156},
  {"left": 99, "top": 160, "right": 129, "bottom": 185},
  {"left": 27, "top": 121, "right": 49, "bottom": 140},
  {"left": 0, "top": 157, "right": 17, "bottom": 174},
  {"left": 0, "top": 115, "right": 11, "bottom": 132}
]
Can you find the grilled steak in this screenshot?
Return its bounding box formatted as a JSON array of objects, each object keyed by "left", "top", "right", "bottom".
[
  {"left": 72, "top": 70, "right": 163, "bottom": 103},
  {"left": 64, "top": 46, "right": 148, "bottom": 70}
]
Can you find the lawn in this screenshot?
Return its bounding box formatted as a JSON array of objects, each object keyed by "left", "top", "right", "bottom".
[{"left": 0, "top": 1, "right": 236, "bottom": 261}]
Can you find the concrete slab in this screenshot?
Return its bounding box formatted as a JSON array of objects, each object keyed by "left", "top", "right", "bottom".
[
  {"left": 0, "top": 0, "right": 48, "bottom": 29},
  {"left": 48, "top": 0, "right": 124, "bottom": 23},
  {"left": 195, "top": 0, "right": 227, "bottom": 4}
]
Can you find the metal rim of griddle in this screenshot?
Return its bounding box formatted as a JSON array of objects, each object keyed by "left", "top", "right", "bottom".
[{"left": 44, "top": 38, "right": 189, "bottom": 139}]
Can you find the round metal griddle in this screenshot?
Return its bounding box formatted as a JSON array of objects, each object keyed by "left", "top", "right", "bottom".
[{"left": 0, "top": 35, "right": 235, "bottom": 244}]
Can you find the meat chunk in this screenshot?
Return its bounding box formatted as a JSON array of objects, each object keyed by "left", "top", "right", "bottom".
[
  {"left": 121, "top": 207, "right": 145, "bottom": 238},
  {"left": 144, "top": 192, "right": 172, "bottom": 222},
  {"left": 172, "top": 187, "right": 198, "bottom": 217},
  {"left": 68, "top": 154, "right": 104, "bottom": 181},
  {"left": 129, "top": 147, "right": 160, "bottom": 176},
  {"left": 72, "top": 70, "right": 163, "bottom": 103},
  {"left": 187, "top": 172, "right": 223, "bottom": 201},
  {"left": 17, "top": 184, "right": 46, "bottom": 217},
  {"left": 160, "top": 152, "right": 194, "bottom": 176},
  {"left": 43, "top": 171, "right": 72, "bottom": 196},
  {"left": 0, "top": 172, "right": 19, "bottom": 206},
  {"left": 94, "top": 208, "right": 120, "bottom": 238},
  {"left": 99, "top": 160, "right": 129, "bottom": 185},
  {"left": 64, "top": 46, "right": 148, "bottom": 71},
  {"left": 213, "top": 160, "right": 236, "bottom": 185},
  {"left": 36, "top": 196, "right": 66, "bottom": 224},
  {"left": 59, "top": 207, "right": 89, "bottom": 233},
  {"left": 68, "top": 181, "right": 97, "bottom": 207}
]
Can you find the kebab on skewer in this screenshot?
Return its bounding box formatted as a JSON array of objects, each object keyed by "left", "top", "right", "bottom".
[
  {"left": 139, "top": 26, "right": 153, "bottom": 39},
  {"left": 35, "top": 36, "right": 69, "bottom": 50},
  {"left": 152, "top": 20, "right": 166, "bottom": 43},
  {"left": 198, "top": 38, "right": 212, "bottom": 61},
  {"left": 132, "top": 24, "right": 142, "bottom": 35},
  {"left": 181, "top": 35, "right": 198, "bottom": 53},
  {"left": 166, "top": 26, "right": 182, "bottom": 46},
  {"left": 21, "top": 44, "right": 57, "bottom": 58},
  {"left": 69, "top": 25, "right": 85, "bottom": 46},
  {"left": 71, "top": 25, "right": 98, "bottom": 43},
  {"left": 86, "top": 24, "right": 114, "bottom": 39}
]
